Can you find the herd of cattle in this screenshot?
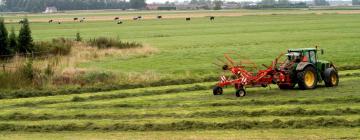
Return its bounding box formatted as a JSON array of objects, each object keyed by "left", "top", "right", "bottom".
[{"left": 21, "top": 15, "right": 216, "bottom": 25}]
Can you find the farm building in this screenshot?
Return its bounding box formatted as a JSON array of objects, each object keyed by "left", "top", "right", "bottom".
[{"left": 43, "top": 6, "right": 58, "bottom": 13}]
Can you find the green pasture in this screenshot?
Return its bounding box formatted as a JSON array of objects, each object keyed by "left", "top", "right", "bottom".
[{"left": 5, "top": 11, "right": 360, "bottom": 76}]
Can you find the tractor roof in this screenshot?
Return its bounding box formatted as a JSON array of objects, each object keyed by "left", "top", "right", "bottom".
[{"left": 288, "top": 48, "right": 317, "bottom": 52}]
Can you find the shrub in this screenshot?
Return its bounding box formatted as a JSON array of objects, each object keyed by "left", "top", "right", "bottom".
[
  {"left": 34, "top": 38, "right": 73, "bottom": 56},
  {"left": 88, "top": 37, "right": 142, "bottom": 49},
  {"left": 77, "top": 71, "right": 115, "bottom": 85},
  {"left": 75, "top": 32, "right": 82, "bottom": 42},
  {"left": 19, "top": 60, "right": 35, "bottom": 80}
]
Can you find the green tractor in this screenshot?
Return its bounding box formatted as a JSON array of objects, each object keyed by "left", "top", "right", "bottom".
[{"left": 277, "top": 48, "right": 339, "bottom": 90}]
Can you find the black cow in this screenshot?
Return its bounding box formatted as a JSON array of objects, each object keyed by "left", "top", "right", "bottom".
[
  {"left": 114, "top": 17, "right": 119, "bottom": 20},
  {"left": 137, "top": 16, "right": 142, "bottom": 19},
  {"left": 186, "top": 17, "right": 191, "bottom": 21},
  {"left": 73, "top": 18, "right": 78, "bottom": 21},
  {"left": 210, "top": 16, "right": 215, "bottom": 21},
  {"left": 157, "top": 16, "right": 162, "bottom": 19},
  {"left": 48, "top": 19, "right": 53, "bottom": 23}
]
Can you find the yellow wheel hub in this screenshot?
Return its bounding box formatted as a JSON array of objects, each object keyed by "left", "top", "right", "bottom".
[
  {"left": 331, "top": 73, "right": 337, "bottom": 85},
  {"left": 304, "top": 71, "right": 315, "bottom": 87}
]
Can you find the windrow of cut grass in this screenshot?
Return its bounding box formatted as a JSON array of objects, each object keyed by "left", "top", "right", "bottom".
[
  {"left": 0, "top": 117, "right": 359, "bottom": 132},
  {"left": 0, "top": 107, "right": 359, "bottom": 121},
  {"left": 0, "top": 75, "right": 218, "bottom": 99}
]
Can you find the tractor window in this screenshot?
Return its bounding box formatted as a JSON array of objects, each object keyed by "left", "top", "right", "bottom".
[
  {"left": 287, "top": 52, "right": 301, "bottom": 62},
  {"left": 309, "top": 51, "right": 316, "bottom": 63}
]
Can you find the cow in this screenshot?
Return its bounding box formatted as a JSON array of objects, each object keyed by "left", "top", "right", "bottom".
[
  {"left": 48, "top": 19, "right": 53, "bottom": 23},
  {"left": 73, "top": 18, "right": 78, "bottom": 21},
  {"left": 186, "top": 17, "right": 191, "bottom": 21},
  {"left": 114, "top": 17, "right": 119, "bottom": 20},
  {"left": 137, "top": 16, "right": 142, "bottom": 19},
  {"left": 157, "top": 16, "right": 162, "bottom": 19},
  {"left": 210, "top": 16, "right": 215, "bottom": 21},
  {"left": 133, "top": 17, "right": 138, "bottom": 20}
]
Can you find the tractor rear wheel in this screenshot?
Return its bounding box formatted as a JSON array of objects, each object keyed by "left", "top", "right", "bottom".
[
  {"left": 297, "top": 66, "right": 318, "bottom": 90},
  {"left": 324, "top": 68, "right": 339, "bottom": 87},
  {"left": 213, "top": 86, "right": 223, "bottom": 95},
  {"left": 235, "top": 88, "right": 246, "bottom": 97}
]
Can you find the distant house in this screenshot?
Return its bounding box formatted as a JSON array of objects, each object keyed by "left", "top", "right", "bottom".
[
  {"left": 222, "top": 2, "right": 241, "bottom": 9},
  {"left": 328, "top": 1, "right": 352, "bottom": 6},
  {"left": 43, "top": 7, "right": 58, "bottom": 13},
  {"left": 147, "top": 4, "right": 160, "bottom": 10}
]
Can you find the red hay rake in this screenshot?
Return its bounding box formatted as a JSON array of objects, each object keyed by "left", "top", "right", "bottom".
[{"left": 213, "top": 52, "right": 291, "bottom": 97}]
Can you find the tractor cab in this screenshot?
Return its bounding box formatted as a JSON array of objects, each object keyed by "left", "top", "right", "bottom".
[{"left": 287, "top": 48, "right": 318, "bottom": 64}]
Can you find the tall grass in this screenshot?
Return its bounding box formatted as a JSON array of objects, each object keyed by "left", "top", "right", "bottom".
[
  {"left": 88, "top": 37, "right": 142, "bottom": 49},
  {"left": 34, "top": 38, "right": 73, "bottom": 56}
]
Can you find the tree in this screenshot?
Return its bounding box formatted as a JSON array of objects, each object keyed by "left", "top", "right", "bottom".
[
  {"left": 0, "top": 18, "right": 10, "bottom": 56},
  {"left": 261, "top": 0, "right": 276, "bottom": 5},
  {"left": 278, "top": 0, "right": 290, "bottom": 5},
  {"left": 314, "top": 0, "right": 329, "bottom": 6},
  {"left": 17, "top": 18, "right": 34, "bottom": 53},
  {"left": 130, "top": 0, "right": 146, "bottom": 9},
  {"left": 213, "top": 0, "right": 223, "bottom": 10},
  {"left": 353, "top": 0, "right": 360, "bottom": 5},
  {"left": 190, "top": 0, "right": 198, "bottom": 4},
  {"left": 9, "top": 27, "right": 17, "bottom": 53}
]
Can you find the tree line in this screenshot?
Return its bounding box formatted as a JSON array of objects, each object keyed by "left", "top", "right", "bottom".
[
  {"left": 1, "top": 0, "right": 146, "bottom": 12},
  {"left": 0, "top": 18, "right": 34, "bottom": 58}
]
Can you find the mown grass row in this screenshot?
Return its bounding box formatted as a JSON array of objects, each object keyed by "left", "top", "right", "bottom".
[
  {"left": 0, "top": 117, "right": 359, "bottom": 132},
  {"left": 1, "top": 68, "right": 359, "bottom": 100},
  {"left": 65, "top": 96, "right": 360, "bottom": 109},
  {"left": 4, "top": 84, "right": 210, "bottom": 109},
  {"left": 70, "top": 84, "right": 209, "bottom": 102},
  {"left": 1, "top": 108, "right": 359, "bottom": 121},
  {"left": 0, "top": 76, "right": 218, "bottom": 99},
  {"left": 203, "top": 96, "right": 360, "bottom": 107}
]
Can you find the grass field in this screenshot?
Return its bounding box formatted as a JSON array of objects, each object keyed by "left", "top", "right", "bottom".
[
  {"left": 6, "top": 10, "right": 360, "bottom": 76},
  {"left": 1, "top": 9, "right": 360, "bottom": 139}
]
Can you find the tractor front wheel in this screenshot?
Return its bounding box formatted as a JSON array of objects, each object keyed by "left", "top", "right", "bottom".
[
  {"left": 213, "top": 86, "right": 223, "bottom": 95},
  {"left": 297, "top": 66, "right": 318, "bottom": 90},
  {"left": 235, "top": 88, "right": 246, "bottom": 97},
  {"left": 324, "top": 68, "right": 339, "bottom": 87}
]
